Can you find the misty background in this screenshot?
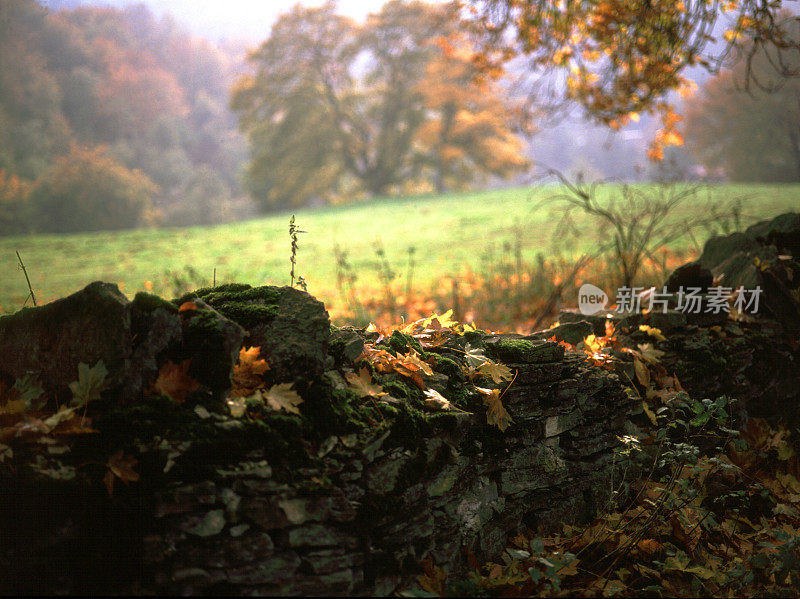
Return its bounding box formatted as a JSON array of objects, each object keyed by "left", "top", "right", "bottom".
[{"left": 0, "top": 0, "right": 775, "bottom": 236}]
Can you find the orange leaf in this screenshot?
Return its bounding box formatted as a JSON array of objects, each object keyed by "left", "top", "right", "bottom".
[
  {"left": 153, "top": 359, "right": 199, "bottom": 403},
  {"left": 179, "top": 301, "right": 198, "bottom": 312},
  {"left": 637, "top": 538, "right": 663, "bottom": 555},
  {"left": 345, "top": 368, "right": 387, "bottom": 399},
  {"left": 232, "top": 346, "right": 270, "bottom": 397},
  {"left": 105, "top": 449, "right": 139, "bottom": 497}
]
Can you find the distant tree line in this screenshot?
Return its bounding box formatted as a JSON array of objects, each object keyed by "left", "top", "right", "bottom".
[{"left": 0, "top": 0, "right": 247, "bottom": 234}]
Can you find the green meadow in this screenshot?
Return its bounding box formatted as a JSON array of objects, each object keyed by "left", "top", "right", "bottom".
[{"left": 1, "top": 183, "right": 797, "bottom": 315}]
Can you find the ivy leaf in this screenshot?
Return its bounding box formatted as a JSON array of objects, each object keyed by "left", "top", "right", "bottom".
[
  {"left": 345, "top": 368, "right": 387, "bottom": 398},
  {"left": 263, "top": 383, "right": 303, "bottom": 415},
  {"left": 477, "top": 361, "right": 514, "bottom": 383},
  {"left": 476, "top": 386, "right": 513, "bottom": 432},
  {"left": 69, "top": 360, "right": 108, "bottom": 408},
  {"left": 231, "top": 346, "right": 270, "bottom": 398},
  {"left": 153, "top": 359, "right": 199, "bottom": 403},
  {"left": 103, "top": 450, "right": 140, "bottom": 497}
]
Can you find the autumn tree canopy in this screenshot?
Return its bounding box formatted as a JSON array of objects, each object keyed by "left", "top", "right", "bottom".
[
  {"left": 29, "top": 144, "right": 157, "bottom": 234},
  {"left": 468, "top": 0, "right": 800, "bottom": 159},
  {"left": 0, "top": 0, "right": 246, "bottom": 232},
  {"left": 232, "top": 0, "right": 528, "bottom": 210}
]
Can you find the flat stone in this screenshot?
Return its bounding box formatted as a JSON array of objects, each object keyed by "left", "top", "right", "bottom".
[
  {"left": 288, "top": 524, "right": 357, "bottom": 548},
  {"left": 225, "top": 552, "right": 301, "bottom": 585},
  {"left": 530, "top": 321, "right": 593, "bottom": 345},
  {"left": 485, "top": 337, "right": 564, "bottom": 364}
]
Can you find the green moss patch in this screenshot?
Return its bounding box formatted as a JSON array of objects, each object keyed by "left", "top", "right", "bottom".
[{"left": 489, "top": 338, "right": 564, "bottom": 364}]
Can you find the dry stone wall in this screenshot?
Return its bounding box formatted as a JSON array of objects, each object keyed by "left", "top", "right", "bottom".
[{"left": 0, "top": 282, "right": 638, "bottom": 595}]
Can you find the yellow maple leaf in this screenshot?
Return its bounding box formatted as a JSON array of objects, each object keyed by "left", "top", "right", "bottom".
[
  {"left": 263, "top": 383, "right": 303, "bottom": 415},
  {"left": 476, "top": 386, "right": 513, "bottom": 432},
  {"left": 477, "top": 361, "right": 514, "bottom": 383},
  {"left": 398, "top": 350, "right": 434, "bottom": 376},
  {"left": 639, "top": 325, "right": 666, "bottom": 342}
]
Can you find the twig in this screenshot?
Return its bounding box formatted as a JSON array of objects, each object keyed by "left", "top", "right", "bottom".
[
  {"left": 213, "top": 268, "right": 216, "bottom": 287},
  {"left": 16, "top": 250, "right": 36, "bottom": 307}
]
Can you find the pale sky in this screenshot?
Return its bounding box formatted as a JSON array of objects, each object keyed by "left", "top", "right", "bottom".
[{"left": 42, "top": 1, "right": 395, "bottom": 41}]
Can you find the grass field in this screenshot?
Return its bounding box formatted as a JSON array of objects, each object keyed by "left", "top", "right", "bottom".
[{"left": 1, "top": 183, "right": 797, "bottom": 321}]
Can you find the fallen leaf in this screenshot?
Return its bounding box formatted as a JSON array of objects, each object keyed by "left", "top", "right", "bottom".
[
  {"left": 179, "top": 301, "right": 198, "bottom": 312},
  {"left": 104, "top": 449, "right": 139, "bottom": 497},
  {"left": 0, "top": 399, "right": 26, "bottom": 416},
  {"left": 464, "top": 342, "right": 489, "bottom": 369},
  {"left": 69, "top": 361, "right": 108, "bottom": 408},
  {"left": 423, "top": 388, "right": 467, "bottom": 412},
  {"left": 637, "top": 343, "right": 665, "bottom": 364},
  {"left": 232, "top": 346, "right": 270, "bottom": 397},
  {"left": 263, "top": 383, "right": 303, "bottom": 415},
  {"left": 425, "top": 309, "right": 458, "bottom": 330},
  {"left": 398, "top": 349, "right": 434, "bottom": 376},
  {"left": 642, "top": 400, "right": 658, "bottom": 425},
  {"left": 417, "top": 330, "right": 451, "bottom": 348},
  {"left": 477, "top": 361, "right": 514, "bottom": 383},
  {"left": 43, "top": 406, "right": 77, "bottom": 432},
  {"left": 345, "top": 368, "right": 387, "bottom": 398},
  {"left": 637, "top": 538, "right": 663, "bottom": 555},
  {"left": 639, "top": 325, "right": 666, "bottom": 341},
  {"left": 418, "top": 559, "right": 447, "bottom": 595},
  {"left": 634, "top": 357, "right": 650, "bottom": 387},
  {"left": 476, "top": 386, "right": 513, "bottom": 431},
  {"left": 153, "top": 359, "right": 199, "bottom": 403}
]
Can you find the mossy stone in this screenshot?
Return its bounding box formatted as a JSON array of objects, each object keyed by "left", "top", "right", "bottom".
[
  {"left": 180, "top": 302, "right": 244, "bottom": 392},
  {"left": 387, "top": 331, "right": 422, "bottom": 354},
  {"left": 487, "top": 337, "right": 564, "bottom": 364},
  {"left": 0, "top": 281, "right": 131, "bottom": 395}
]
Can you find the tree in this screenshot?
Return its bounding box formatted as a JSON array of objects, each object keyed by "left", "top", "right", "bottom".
[
  {"left": 29, "top": 144, "right": 158, "bottom": 233},
  {"left": 0, "top": 170, "right": 33, "bottom": 236},
  {"left": 468, "top": 0, "right": 800, "bottom": 159},
  {"left": 0, "top": 0, "right": 76, "bottom": 179},
  {"left": 415, "top": 33, "right": 530, "bottom": 191},
  {"left": 685, "top": 35, "right": 800, "bottom": 181},
  {"left": 232, "top": 0, "right": 527, "bottom": 210}
]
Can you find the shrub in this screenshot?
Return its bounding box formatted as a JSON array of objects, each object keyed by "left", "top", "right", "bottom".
[{"left": 29, "top": 144, "right": 158, "bottom": 233}]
